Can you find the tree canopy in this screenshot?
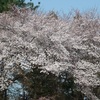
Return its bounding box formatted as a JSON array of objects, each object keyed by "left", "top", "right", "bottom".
[{"left": 0, "top": 0, "right": 40, "bottom": 13}]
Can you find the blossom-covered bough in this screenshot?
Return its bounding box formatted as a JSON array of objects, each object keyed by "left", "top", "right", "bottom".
[{"left": 0, "top": 9, "right": 100, "bottom": 99}]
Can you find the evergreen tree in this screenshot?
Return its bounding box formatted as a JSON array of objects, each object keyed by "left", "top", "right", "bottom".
[{"left": 0, "top": 0, "right": 40, "bottom": 13}]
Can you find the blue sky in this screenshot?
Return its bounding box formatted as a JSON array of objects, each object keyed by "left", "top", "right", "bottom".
[{"left": 26, "top": 0, "right": 100, "bottom": 14}]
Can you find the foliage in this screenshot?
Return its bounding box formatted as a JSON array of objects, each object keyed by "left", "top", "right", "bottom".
[{"left": 0, "top": 0, "right": 40, "bottom": 13}]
